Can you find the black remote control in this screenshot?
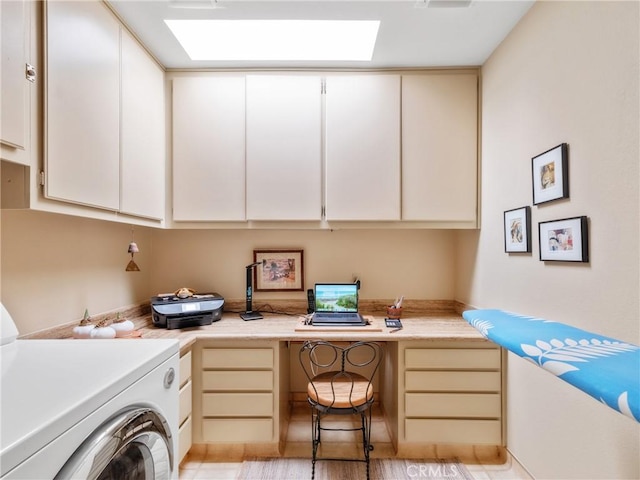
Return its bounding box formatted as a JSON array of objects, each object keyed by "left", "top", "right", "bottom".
[{"left": 307, "top": 289, "right": 315, "bottom": 314}]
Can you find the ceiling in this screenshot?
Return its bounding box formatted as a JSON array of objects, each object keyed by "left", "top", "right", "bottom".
[{"left": 106, "top": 0, "right": 535, "bottom": 70}]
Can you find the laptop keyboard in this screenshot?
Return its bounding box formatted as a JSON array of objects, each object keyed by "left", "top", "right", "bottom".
[{"left": 314, "top": 313, "right": 361, "bottom": 321}]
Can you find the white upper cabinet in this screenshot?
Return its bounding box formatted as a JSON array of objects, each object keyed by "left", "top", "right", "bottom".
[
  {"left": 45, "top": 0, "right": 120, "bottom": 211},
  {"left": 246, "top": 75, "right": 322, "bottom": 221},
  {"left": 1, "top": 0, "right": 31, "bottom": 163},
  {"left": 120, "top": 29, "right": 165, "bottom": 220},
  {"left": 324, "top": 75, "right": 401, "bottom": 221},
  {"left": 172, "top": 76, "right": 246, "bottom": 221},
  {"left": 169, "top": 71, "right": 477, "bottom": 228},
  {"left": 401, "top": 74, "right": 478, "bottom": 223}
]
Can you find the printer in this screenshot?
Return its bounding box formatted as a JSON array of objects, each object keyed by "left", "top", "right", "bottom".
[{"left": 151, "top": 292, "right": 224, "bottom": 329}]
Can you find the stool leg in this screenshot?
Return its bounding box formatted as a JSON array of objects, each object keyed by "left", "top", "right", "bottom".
[
  {"left": 361, "top": 409, "right": 374, "bottom": 480},
  {"left": 311, "top": 409, "right": 321, "bottom": 480}
]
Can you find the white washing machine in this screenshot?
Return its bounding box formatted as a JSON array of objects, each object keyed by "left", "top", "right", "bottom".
[{"left": 0, "top": 304, "right": 180, "bottom": 479}]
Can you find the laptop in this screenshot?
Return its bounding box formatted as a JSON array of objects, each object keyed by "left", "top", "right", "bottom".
[{"left": 311, "top": 283, "right": 365, "bottom": 326}]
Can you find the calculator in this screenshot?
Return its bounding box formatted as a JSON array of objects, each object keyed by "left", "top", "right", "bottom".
[{"left": 385, "top": 318, "right": 403, "bottom": 329}]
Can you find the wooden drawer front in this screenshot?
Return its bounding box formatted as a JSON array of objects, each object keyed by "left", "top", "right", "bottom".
[
  {"left": 202, "top": 392, "right": 273, "bottom": 417},
  {"left": 178, "top": 415, "right": 192, "bottom": 463},
  {"left": 405, "top": 418, "right": 501, "bottom": 444},
  {"left": 405, "top": 371, "right": 501, "bottom": 392},
  {"left": 202, "top": 370, "right": 273, "bottom": 391},
  {"left": 202, "top": 348, "right": 273, "bottom": 369},
  {"left": 405, "top": 348, "right": 500, "bottom": 370},
  {"left": 179, "top": 351, "right": 192, "bottom": 387},
  {"left": 179, "top": 380, "right": 192, "bottom": 425},
  {"left": 405, "top": 393, "right": 501, "bottom": 418},
  {"left": 203, "top": 418, "right": 273, "bottom": 442}
]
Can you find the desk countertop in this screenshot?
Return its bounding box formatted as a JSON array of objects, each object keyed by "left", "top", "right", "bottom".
[{"left": 138, "top": 312, "right": 486, "bottom": 352}]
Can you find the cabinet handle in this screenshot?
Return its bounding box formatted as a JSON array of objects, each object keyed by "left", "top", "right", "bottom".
[{"left": 26, "top": 63, "right": 36, "bottom": 83}]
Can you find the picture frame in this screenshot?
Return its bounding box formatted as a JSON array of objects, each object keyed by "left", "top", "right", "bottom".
[
  {"left": 504, "top": 206, "right": 532, "bottom": 253},
  {"left": 254, "top": 249, "right": 304, "bottom": 291},
  {"left": 538, "top": 216, "right": 589, "bottom": 262},
  {"left": 532, "top": 143, "right": 569, "bottom": 205}
]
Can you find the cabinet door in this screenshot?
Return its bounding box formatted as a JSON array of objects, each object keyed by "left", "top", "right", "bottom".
[
  {"left": 45, "top": 0, "right": 120, "bottom": 210},
  {"left": 120, "top": 29, "right": 165, "bottom": 220},
  {"left": 325, "top": 75, "right": 401, "bottom": 221},
  {"left": 401, "top": 74, "right": 478, "bottom": 221},
  {"left": 246, "top": 75, "right": 322, "bottom": 220},
  {"left": 172, "top": 76, "right": 246, "bottom": 221},
  {"left": 1, "top": 0, "right": 28, "bottom": 153}
]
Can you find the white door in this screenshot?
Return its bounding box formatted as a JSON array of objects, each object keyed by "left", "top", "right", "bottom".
[
  {"left": 324, "top": 75, "right": 401, "bottom": 221},
  {"left": 120, "top": 29, "right": 165, "bottom": 220},
  {"left": 172, "top": 76, "right": 246, "bottom": 221},
  {"left": 246, "top": 75, "right": 322, "bottom": 221},
  {"left": 1, "top": 0, "right": 28, "bottom": 154},
  {"left": 401, "top": 74, "right": 478, "bottom": 222},
  {"left": 45, "top": 0, "right": 120, "bottom": 211}
]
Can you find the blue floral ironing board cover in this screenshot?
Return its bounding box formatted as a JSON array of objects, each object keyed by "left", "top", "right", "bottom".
[{"left": 462, "top": 309, "right": 640, "bottom": 422}]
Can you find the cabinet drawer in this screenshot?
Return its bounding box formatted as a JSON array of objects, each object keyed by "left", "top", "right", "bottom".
[
  {"left": 405, "top": 348, "right": 500, "bottom": 370},
  {"left": 202, "top": 370, "right": 273, "bottom": 391},
  {"left": 202, "top": 392, "right": 273, "bottom": 417},
  {"left": 178, "top": 415, "right": 192, "bottom": 463},
  {"left": 405, "top": 418, "right": 501, "bottom": 444},
  {"left": 203, "top": 418, "right": 273, "bottom": 442},
  {"left": 179, "top": 380, "right": 192, "bottom": 426},
  {"left": 405, "top": 393, "right": 501, "bottom": 418},
  {"left": 405, "top": 371, "right": 501, "bottom": 392},
  {"left": 179, "top": 351, "right": 192, "bottom": 387},
  {"left": 202, "top": 348, "right": 273, "bottom": 369}
]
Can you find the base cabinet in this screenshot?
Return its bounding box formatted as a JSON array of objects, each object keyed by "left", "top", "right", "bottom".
[
  {"left": 193, "top": 340, "right": 288, "bottom": 455},
  {"left": 395, "top": 341, "right": 503, "bottom": 452},
  {"left": 186, "top": 338, "right": 501, "bottom": 459},
  {"left": 178, "top": 350, "right": 193, "bottom": 464}
]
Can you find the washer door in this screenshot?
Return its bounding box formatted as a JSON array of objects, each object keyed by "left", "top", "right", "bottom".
[{"left": 54, "top": 408, "right": 174, "bottom": 480}]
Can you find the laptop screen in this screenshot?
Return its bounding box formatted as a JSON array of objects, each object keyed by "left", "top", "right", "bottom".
[{"left": 314, "top": 283, "right": 358, "bottom": 313}]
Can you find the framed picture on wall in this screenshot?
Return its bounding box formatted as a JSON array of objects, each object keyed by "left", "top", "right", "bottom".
[
  {"left": 532, "top": 143, "right": 569, "bottom": 205},
  {"left": 254, "top": 249, "right": 304, "bottom": 291},
  {"left": 504, "top": 206, "right": 532, "bottom": 253},
  {"left": 538, "top": 216, "right": 589, "bottom": 262}
]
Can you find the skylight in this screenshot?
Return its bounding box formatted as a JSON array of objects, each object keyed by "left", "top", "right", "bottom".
[{"left": 164, "top": 19, "right": 380, "bottom": 61}]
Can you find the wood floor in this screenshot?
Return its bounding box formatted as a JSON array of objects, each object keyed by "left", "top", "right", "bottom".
[{"left": 179, "top": 405, "right": 533, "bottom": 479}]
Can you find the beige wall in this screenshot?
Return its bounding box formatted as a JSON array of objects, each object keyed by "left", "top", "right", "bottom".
[
  {"left": 0, "top": 210, "right": 154, "bottom": 333},
  {"left": 456, "top": 1, "right": 639, "bottom": 478},
  {"left": 1, "top": 210, "right": 456, "bottom": 333},
  {"left": 148, "top": 228, "right": 455, "bottom": 302}
]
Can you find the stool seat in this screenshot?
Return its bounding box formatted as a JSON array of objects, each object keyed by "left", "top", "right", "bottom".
[{"left": 307, "top": 371, "right": 374, "bottom": 409}]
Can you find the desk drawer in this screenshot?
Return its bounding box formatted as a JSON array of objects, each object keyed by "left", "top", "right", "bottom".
[
  {"left": 202, "top": 348, "right": 273, "bottom": 369},
  {"left": 179, "top": 351, "right": 192, "bottom": 387},
  {"left": 203, "top": 418, "right": 273, "bottom": 442},
  {"left": 405, "top": 393, "right": 501, "bottom": 418},
  {"left": 202, "top": 392, "right": 273, "bottom": 416},
  {"left": 179, "top": 380, "right": 192, "bottom": 425},
  {"left": 405, "top": 418, "right": 501, "bottom": 444},
  {"left": 202, "top": 370, "right": 273, "bottom": 391},
  {"left": 405, "top": 348, "right": 500, "bottom": 370},
  {"left": 405, "top": 371, "right": 501, "bottom": 392},
  {"left": 178, "top": 415, "right": 192, "bottom": 463}
]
